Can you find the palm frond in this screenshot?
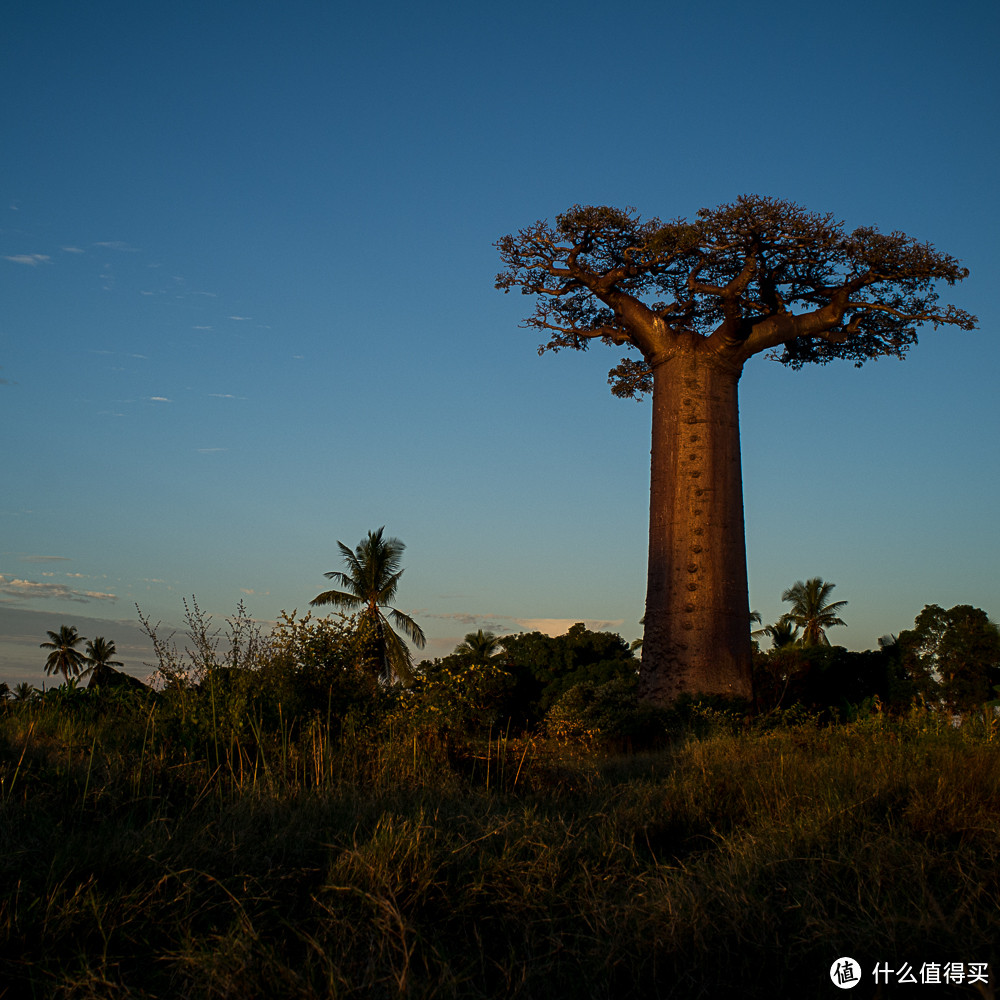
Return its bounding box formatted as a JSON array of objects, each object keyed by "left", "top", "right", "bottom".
[
  {"left": 310, "top": 588, "right": 363, "bottom": 609},
  {"left": 388, "top": 606, "right": 426, "bottom": 648},
  {"left": 381, "top": 620, "right": 416, "bottom": 684}
]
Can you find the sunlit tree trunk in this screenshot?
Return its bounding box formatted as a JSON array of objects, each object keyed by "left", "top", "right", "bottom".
[{"left": 639, "top": 342, "right": 753, "bottom": 704}]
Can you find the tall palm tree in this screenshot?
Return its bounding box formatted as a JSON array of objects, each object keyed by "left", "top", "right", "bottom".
[
  {"left": 310, "top": 527, "right": 426, "bottom": 683},
  {"left": 454, "top": 629, "right": 503, "bottom": 662},
  {"left": 40, "top": 625, "right": 88, "bottom": 682},
  {"left": 780, "top": 578, "right": 848, "bottom": 647}
]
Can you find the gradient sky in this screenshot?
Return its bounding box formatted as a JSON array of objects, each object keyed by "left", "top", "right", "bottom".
[{"left": 3, "top": 0, "right": 998, "bottom": 686}]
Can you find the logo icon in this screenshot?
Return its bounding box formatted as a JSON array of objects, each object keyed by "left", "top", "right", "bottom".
[{"left": 831, "top": 957, "right": 862, "bottom": 989}]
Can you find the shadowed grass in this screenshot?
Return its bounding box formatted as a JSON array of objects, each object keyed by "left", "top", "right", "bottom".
[{"left": 1, "top": 700, "right": 998, "bottom": 998}]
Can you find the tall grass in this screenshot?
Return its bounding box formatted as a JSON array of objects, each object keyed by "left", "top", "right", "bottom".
[{"left": 1, "top": 694, "right": 997, "bottom": 998}]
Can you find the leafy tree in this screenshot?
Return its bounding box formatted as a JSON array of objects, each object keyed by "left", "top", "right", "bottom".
[
  {"left": 897, "top": 604, "right": 1000, "bottom": 712},
  {"left": 781, "top": 578, "right": 848, "bottom": 647},
  {"left": 453, "top": 629, "right": 504, "bottom": 662},
  {"left": 496, "top": 197, "right": 974, "bottom": 704},
  {"left": 311, "top": 527, "right": 426, "bottom": 684},
  {"left": 40, "top": 625, "right": 88, "bottom": 683},
  {"left": 497, "top": 623, "right": 637, "bottom": 723},
  {"left": 753, "top": 644, "right": 890, "bottom": 716}
]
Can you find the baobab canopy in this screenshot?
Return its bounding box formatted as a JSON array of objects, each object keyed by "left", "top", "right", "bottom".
[{"left": 496, "top": 196, "right": 976, "bottom": 705}]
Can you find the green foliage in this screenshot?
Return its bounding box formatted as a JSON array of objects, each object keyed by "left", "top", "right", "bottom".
[
  {"left": 897, "top": 604, "right": 1000, "bottom": 712},
  {"left": 753, "top": 644, "right": 891, "bottom": 716},
  {"left": 496, "top": 623, "right": 638, "bottom": 724},
  {"left": 310, "top": 527, "right": 426, "bottom": 684},
  {"left": 400, "top": 660, "right": 518, "bottom": 736},
  {"left": 262, "top": 609, "right": 387, "bottom": 730},
  {"left": 545, "top": 674, "right": 666, "bottom": 747},
  {"left": 496, "top": 197, "right": 976, "bottom": 399}
]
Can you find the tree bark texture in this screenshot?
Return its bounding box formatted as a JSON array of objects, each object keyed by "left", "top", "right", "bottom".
[{"left": 639, "top": 346, "right": 753, "bottom": 703}]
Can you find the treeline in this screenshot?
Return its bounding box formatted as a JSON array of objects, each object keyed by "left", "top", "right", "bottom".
[{"left": 752, "top": 602, "right": 1000, "bottom": 718}]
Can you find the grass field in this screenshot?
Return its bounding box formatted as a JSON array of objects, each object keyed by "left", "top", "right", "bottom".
[{"left": 1, "top": 694, "right": 997, "bottom": 999}]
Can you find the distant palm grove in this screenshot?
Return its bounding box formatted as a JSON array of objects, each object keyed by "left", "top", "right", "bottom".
[{"left": 2, "top": 530, "right": 999, "bottom": 997}]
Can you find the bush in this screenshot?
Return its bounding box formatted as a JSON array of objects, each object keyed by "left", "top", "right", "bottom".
[{"left": 545, "top": 674, "right": 668, "bottom": 748}]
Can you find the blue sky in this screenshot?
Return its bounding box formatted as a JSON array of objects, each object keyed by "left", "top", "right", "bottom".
[{"left": 2, "top": 0, "right": 998, "bottom": 685}]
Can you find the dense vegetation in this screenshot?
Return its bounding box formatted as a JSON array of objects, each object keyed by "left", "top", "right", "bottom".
[{"left": 2, "top": 593, "right": 999, "bottom": 998}]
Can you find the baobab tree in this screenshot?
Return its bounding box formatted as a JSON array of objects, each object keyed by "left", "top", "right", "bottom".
[{"left": 496, "top": 196, "right": 975, "bottom": 705}]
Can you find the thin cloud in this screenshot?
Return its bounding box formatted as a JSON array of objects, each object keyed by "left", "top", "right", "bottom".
[
  {"left": 420, "top": 611, "right": 519, "bottom": 632},
  {"left": 4, "top": 254, "right": 50, "bottom": 266},
  {"left": 228, "top": 315, "right": 252, "bottom": 321},
  {"left": 22, "top": 555, "right": 71, "bottom": 563},
  {"left": 61, "top": 246, "right": 85, "bottom": 254},
  {"left": 421, "top": 611, "right": 623, "bottom": 637},
  {"left": 148, "top": 396, "right": 171, "bottom": 403},
  {"left": 0, "top": 574, "right": 116, "bottom": 603},
  {"left": 193, "top": 325, "right": 213, "bottom": 331},
  {"left": 93, "top": 241, "right": 140, "bottom": 252},
  {"left": 197, "top": 447, "right": 226, "bottom": 453},
  {"left": 515, "top": 618, "right": 624, "bottom": 636}
]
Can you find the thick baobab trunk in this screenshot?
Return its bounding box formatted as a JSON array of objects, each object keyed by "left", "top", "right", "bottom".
[{"left": 638, "top": 343, "right": 753, "bottom": 704}]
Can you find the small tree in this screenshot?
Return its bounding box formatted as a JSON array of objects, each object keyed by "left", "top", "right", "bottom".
[{"left": 497, "top": 197, "right": 975, "bottom": 704}]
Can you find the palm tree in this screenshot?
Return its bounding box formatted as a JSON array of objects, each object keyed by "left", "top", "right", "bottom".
[
  {"left": 84, "top": 637, "right": 124, "bottom": 680},
  {"left": 40, "top": 625, "right": 88, "bottom": 682},
  {"left": 12, "top": 681, "right": 36, "bottom": 703},
  {"left": 753, "top": 616, "right": 801, "bottom": 649},
  {"left": 454, "top": 629, "right": 503, "bottom": 661},
  {"left": 310, "top": 527, "right": 426, "bottom": 683},
  {"left": 780, "top": 578, "right": 848, "bottom": 647}
]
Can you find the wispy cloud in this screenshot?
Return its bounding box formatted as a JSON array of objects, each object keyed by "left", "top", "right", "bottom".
[
  {"left": 148, "top": 396, "right": 171, "bottom": 403},
  {"left": 420, "top": 611, "right": 520, "bottom": 632},
  {"left": 193, "top": 325, "right": 213, "bottom": 331},
  {"left": 21, "top": 555, "right": 71, "bottom": 563},
  {"left": 228, "top": 315, "right": 252, "bottom": 321},
  {"left": 208, "top": 393, "right": 241, "bottom": 399},
  {"left": 419, "top": 611, "right": 624, "bottom": 637},
  {"left": 197, "top": 447, "right": 227, "bottom": 453},
  {"left": 0, "top": 574, "right": 116, "bottom": 603},
  {"left": 93, "top": 241, "right": 140, "bottom": 252},
  {"left": 3, "top": 254, "right": 50, "bottom": 266},
  {"left": 60, "top": 246, "right": 85, "bottom": 254}
]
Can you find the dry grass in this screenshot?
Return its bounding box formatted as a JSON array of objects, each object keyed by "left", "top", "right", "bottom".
[{"left": 1, "top": 698, "right": 998, "bottom": 998}]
